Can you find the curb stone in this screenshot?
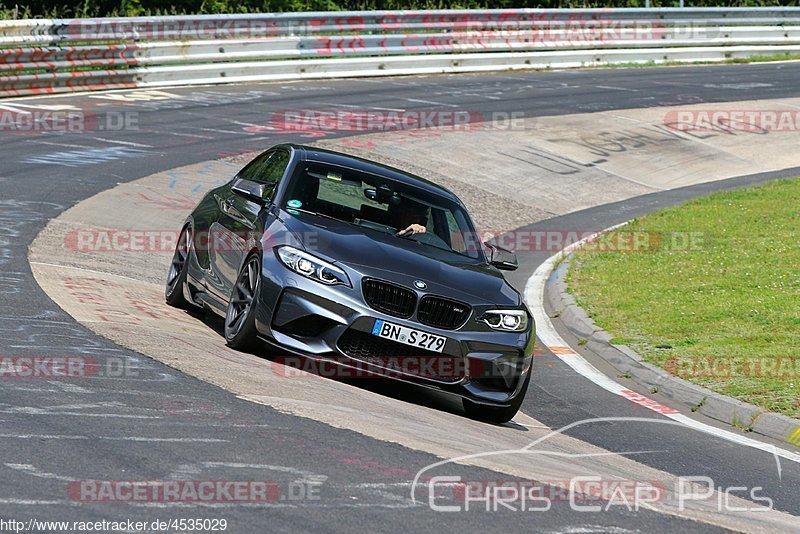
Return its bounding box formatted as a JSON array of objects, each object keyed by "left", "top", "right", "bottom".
[{"left": 547, "top": 256, "right": 800, "bottom": 449}]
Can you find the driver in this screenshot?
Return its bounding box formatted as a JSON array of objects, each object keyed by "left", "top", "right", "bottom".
[{"left": 394, "top": 200, "right": 428, "bottom": 236}]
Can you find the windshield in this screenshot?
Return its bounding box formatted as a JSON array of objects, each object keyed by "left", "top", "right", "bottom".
[{"left": 282, "top": 162, "right": 483, "bottom": 259}]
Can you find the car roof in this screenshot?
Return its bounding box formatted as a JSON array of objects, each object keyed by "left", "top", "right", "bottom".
[{"left": 282, "top": 144, "right": 462, "bottom": 204}]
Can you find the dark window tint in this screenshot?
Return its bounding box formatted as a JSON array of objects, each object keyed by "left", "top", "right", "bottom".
[
  {"left": 237, "top": 149, "right": 290, "bottom": 200},
  {"left": 284, "top": 163, "right": 481, "bottom": 259},
  {"left": 261, "top": 151, "right": 290, "bottom": 184}
]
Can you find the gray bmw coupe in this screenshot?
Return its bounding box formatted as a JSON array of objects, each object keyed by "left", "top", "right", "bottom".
[{"left": 166, "top": 144, "right": 534, "bottom": 423}]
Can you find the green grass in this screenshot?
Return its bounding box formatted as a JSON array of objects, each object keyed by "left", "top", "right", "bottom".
[
  {"left": 603, "top": 52, "right": 800, "bottom": 70},
  {"left": 568, "top": 178, "right": 800, "bottom": 418},
  {"left": 727, "top": 52, "right": 800, "bottom": 64}
]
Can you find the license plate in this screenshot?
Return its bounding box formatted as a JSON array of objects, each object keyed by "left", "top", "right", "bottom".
[{"left": 371, "top": 320, "right": 447, "bottom": 353}]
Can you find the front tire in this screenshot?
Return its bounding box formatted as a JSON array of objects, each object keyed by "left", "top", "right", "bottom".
[
  {"left": 462, "top": 370, "right": 531, "bottom": 424},
  {"left": 165, "top": 226, "right": 194, "bottom": 309},
  {"left": 224, "top": 253, "right": 262, "bottom": 351}
]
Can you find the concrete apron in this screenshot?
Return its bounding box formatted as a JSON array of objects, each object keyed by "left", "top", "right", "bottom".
[{"left": 29, "top": 98, "right": 800, "bottom": 530}]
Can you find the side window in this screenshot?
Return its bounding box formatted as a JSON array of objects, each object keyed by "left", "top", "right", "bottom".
[
  {"left": 238, "top": 151, "right": 273, "bottom": 183},
  {"left": 237, "top": 150, "right": 290, "bottom": 200},
  {"left": 443, "top": 209, "right": 467, "bottom": 254},
  {"left": 260, "top": 150, "right": 290, "bottom": 185}
]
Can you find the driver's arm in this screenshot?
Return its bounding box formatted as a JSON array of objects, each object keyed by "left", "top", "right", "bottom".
[{"left": 398, "top": 223, "right": 426, "bottom": 235}]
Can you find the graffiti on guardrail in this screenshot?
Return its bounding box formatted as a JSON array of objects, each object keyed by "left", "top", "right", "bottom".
[{"left": 1, "top": 8, "right": 792, "bottom": 97}]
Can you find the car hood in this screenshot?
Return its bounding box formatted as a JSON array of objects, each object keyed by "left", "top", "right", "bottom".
[{"left": 280, "top": 211, "right": 521, "bottom": 306}]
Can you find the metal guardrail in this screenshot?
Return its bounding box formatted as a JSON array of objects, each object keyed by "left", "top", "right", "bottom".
[{"left": 2, "top": 8, "right": 800, "bottom": 97}]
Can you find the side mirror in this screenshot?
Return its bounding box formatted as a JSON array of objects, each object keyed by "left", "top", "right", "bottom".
[
  {"left": 232, "top": 178, "right": 268, "bottom": 205},
  {"left": 485, "top": 242, "right": 518, "bottom": 271}
]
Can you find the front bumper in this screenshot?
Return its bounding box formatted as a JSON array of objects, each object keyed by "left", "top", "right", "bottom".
[{"left": 253, "top": 253, "right": 535, "bottom": 407}]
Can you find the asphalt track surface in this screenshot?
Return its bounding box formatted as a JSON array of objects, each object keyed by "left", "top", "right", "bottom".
[{"left": 2, "top": 63, "right": 800, "bottom": 532}]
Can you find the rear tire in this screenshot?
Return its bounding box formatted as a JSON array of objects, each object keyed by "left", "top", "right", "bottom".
[
  {"left": 165, "top": 226, "right": 194, "bottom": 309},
  {"left": 224, "top": 253, "right": 262, "bottom": 351},
  {"left": 462, "top": 370, "right": 531, "bottom": 424}
]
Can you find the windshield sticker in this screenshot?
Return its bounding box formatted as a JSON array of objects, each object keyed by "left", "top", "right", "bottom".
[{"left": 287, "top": 199, "right": 303, "bottom": 209}]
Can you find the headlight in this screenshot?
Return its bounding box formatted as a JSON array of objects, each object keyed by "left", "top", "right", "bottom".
[
  {"left": 479, "top": 309, "right": 528, "bottom": 332},
  {"left": 276, "top": 246, "right": 350, "bottom": 286}
]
